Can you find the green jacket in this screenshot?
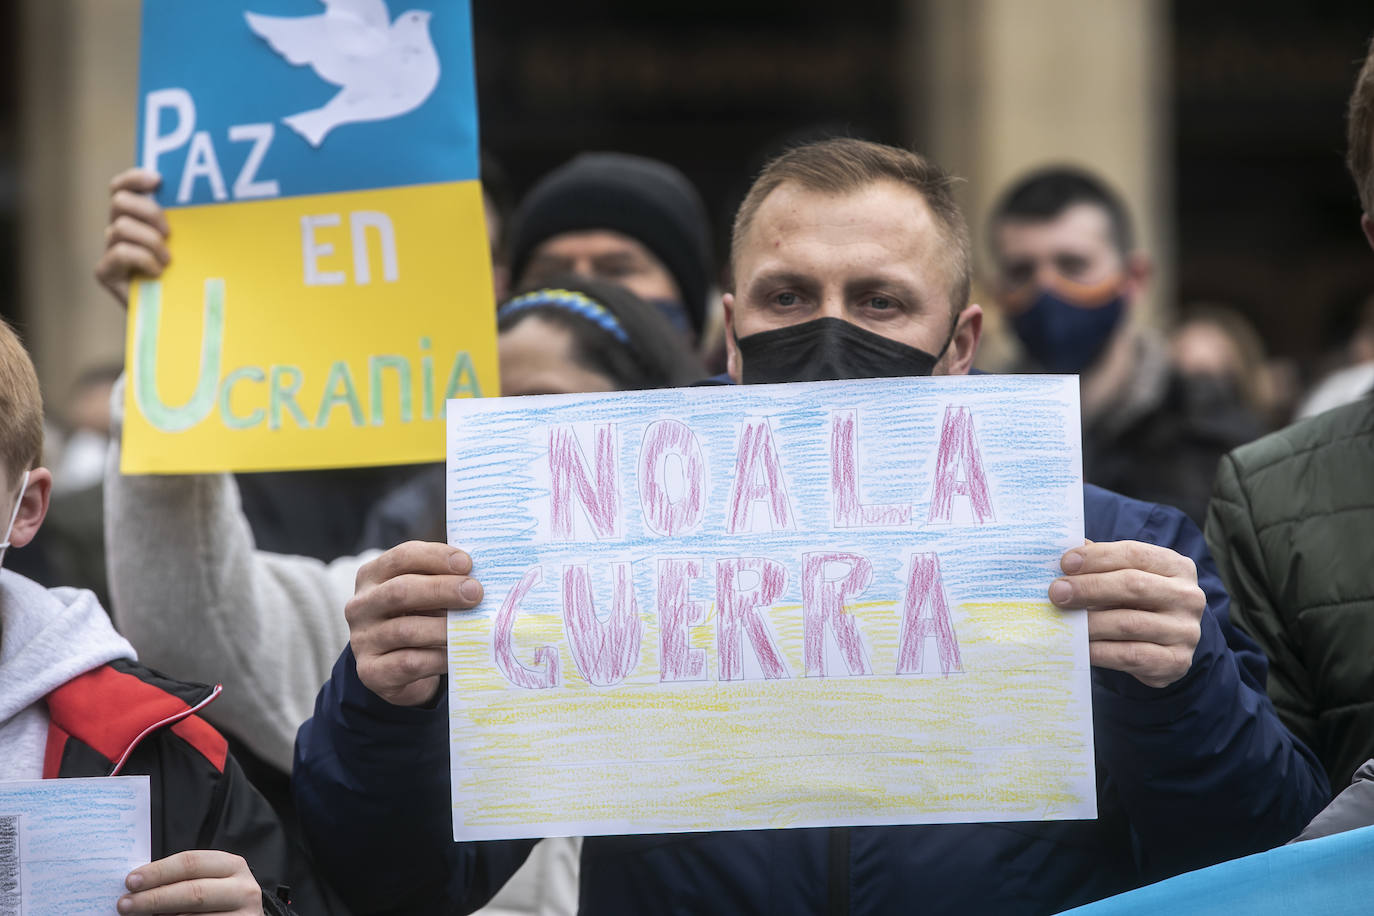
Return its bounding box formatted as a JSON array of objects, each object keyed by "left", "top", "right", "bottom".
[{"left": 1205, "top": 395, "right": 1374, "bottom": 790}]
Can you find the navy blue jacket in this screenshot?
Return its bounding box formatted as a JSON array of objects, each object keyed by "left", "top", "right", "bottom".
[{"left": 293, "top": 486, "right": 1328, "bottom": 915}]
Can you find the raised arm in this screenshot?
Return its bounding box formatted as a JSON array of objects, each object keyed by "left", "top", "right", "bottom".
[
  {"left": 98, "top": 171, "right": 368, "bottom": 769},
  {"left": 105, "top": 383, "right": 367, "bottom": 771}
]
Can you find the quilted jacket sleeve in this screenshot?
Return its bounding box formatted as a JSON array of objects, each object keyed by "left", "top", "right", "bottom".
[
  {"left": 1205, "top": 453, "right": 1319, "bottom": 756},
  {"left": 1087, "top": 489, "right": 1328, "bottom": 878}
]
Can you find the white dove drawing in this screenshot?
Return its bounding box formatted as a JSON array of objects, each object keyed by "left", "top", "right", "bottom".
[{"left": 245, "top": 0, "right": 441, "bottom": 148}]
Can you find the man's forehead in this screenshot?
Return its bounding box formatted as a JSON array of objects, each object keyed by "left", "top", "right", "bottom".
[
  {"left": 737, "top": 179, "right": 942, "bottom": 267},
  {"left": 995, "top": 202, "right": 1116, "bottom": 257},
  {"left": 753, "top": 179, "right": 936, "bottom": 229}
]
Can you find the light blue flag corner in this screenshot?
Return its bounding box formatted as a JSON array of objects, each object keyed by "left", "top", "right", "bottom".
[{"left": 1058, "top": 825, "right": 1374, "bottom": 915}]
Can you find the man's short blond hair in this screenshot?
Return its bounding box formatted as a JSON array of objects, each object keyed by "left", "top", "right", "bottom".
[
  {"left": 731, "top": 138, "right": 972, "bottom": 314},
  {"left": 1348, "top": 34, "right": 1374, "bottom": 213},
  {"left": 0, "top": 318, "right": 43, "bottom": 486}
]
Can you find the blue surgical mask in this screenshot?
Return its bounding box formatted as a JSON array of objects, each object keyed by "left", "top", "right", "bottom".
[
  {"left": 1011, "top": 287, "right": 1126, "bottom": 374},
  {"left": 0, "top": 470, "right": 30, "bottom": 571}
]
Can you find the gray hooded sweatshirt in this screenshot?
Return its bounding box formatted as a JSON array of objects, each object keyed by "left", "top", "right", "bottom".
[{"left": 0, "top": 569, "right": 135, "bottom": 780}]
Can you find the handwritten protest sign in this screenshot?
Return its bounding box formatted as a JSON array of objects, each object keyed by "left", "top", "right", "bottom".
[
  {"left": 446, "top": 375, "right": 1095, "bottom": 840},
  {"left": 124, "top": 0, "right": 497, "bottom": 473},
  {"left": 0, "top": 777, "right": 150, "bottom": 916}
]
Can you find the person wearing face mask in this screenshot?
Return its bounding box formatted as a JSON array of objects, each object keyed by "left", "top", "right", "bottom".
[
  {"left": 293, "top": 139, "right": 1326, "bottom": 916},
  {"left": 0, "top": 318, "right": 347, "bottom": 916},
  {"left": 988, "top": 168, "right": 1264, "bottom": 526}
]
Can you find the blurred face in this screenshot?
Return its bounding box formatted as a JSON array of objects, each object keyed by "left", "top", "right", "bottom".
[
  {"left": 521, "top": 231, "right": 681, "bottom": 305},
  {"left": 992, "top": 203, "right": 1129, "bottom": 312},
  {"left": 725, "top": 179, "right": 980, "bottom": 380},
  {"left": 1171, "top": 321, "right": 1242, "bottom": 382},
  {"left": 498, "top": 316, "right": 617, "bottom": 397}
]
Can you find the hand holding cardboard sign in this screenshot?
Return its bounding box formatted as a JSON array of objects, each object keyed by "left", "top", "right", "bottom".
[
  {"left": 346, "top": 540, "right": 484, "bottom": 707},
  {"left": 1051, "top": 540, "right": 1205, "bottom": 689},
  {"left": 96, "top": 167, "right": 170, "bottom": 307}
]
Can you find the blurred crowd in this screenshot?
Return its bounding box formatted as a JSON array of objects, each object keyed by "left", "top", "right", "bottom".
[{"left": 4, "top": 18, "right": 1374, "bottom": 916}]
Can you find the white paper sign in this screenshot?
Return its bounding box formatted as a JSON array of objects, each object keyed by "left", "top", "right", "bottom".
[
  {"left": 446, "top": 375, "right": 1095, "bottom": 840},
  {"left": 0, "top": 777, "right": 151, "bottom": 916}
]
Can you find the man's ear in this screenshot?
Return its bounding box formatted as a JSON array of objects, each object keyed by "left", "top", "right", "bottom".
[
  {"left": 1362, "top": 214, "right": 1374, "bottom": 253},
  {"left": 722, "top": 292, "right": 742, "bottom": 383},
  {"left": 8, "top": 467, "right": 52, "bottom": 549},
  {"left": 1123, "top": 251, "right": 1153, "bottom": 304},
  {"left": 940, "top": 304, "right": 983, "bottom": 376}
]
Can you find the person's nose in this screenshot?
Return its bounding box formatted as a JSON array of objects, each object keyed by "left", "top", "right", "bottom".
[
  {"left": 818, "top": 289, "right": 845, "bottom": 320},
  {"left": 1032, "top": 261, "right": 1059, "bottom": 290}
]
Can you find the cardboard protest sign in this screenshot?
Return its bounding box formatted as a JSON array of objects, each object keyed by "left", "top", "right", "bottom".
[
  {"left": 124, "top": 0, "right": 497, "bottom": 473},
  {"left": 446, "top": 375, "right": 1096, "bottom": 840}
]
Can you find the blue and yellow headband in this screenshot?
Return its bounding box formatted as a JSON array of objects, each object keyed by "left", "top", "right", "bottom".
[{"left": 497, "top": 288, "right": 630, "bottom": 345}]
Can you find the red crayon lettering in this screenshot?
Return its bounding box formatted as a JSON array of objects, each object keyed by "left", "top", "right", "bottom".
[
  {"left": 802, "top": 552, "right": 874, "bottom": 677},
  {"left": 716, "top": 558, "right": 790, "bottom": 681},
  {"left": 928, "top": 406, "right": 994, "bottom": 524},
  {"left": 638, "top": 419, "right": 706, "bottom": 536},
  {"left": 896, "top": 553, "right": 963, "bottom": 676},
  {"left": 726, "top": 419, "right": 793, "bottom": 534},
  {"left": 549, "top": 424, "right": 620, "bottom": 541},
  {"left": 830, "top": 410, "right": 912, "bottom": 527},
  {"left": 657, "top": 558, "right": 707, "bottom": 682},
  {"left": 562, "top": 563, "right": 642, "bottom": 687},
  {"left": 493, "top": 566, "right": 559, "bottom": 689}
]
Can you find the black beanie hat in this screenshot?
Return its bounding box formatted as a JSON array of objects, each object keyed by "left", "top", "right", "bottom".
[{"left": 508, "top": 152, "right": 714, "bottom": 337}]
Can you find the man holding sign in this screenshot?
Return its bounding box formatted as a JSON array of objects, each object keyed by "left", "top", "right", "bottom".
[{"left": 292, "top": 139, "right": 1327, "bottom": 914}]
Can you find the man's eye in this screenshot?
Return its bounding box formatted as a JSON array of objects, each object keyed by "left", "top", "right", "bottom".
[
  {"left": 868, "top": 295, "right": 895, "bottom": 311},
  {"left": 1002, "top": 263, "right": 1033, "bottom": 287},
  {"left": 1056, "top": 255, "right": 1089, "bottom": 278},
  {"left": 775, "top": 292, "right": 800, "bottom": 307}
]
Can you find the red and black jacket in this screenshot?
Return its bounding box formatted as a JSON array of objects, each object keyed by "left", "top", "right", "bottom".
[{"left": 44, "top": 658, "right": 340, "bottom": 916}]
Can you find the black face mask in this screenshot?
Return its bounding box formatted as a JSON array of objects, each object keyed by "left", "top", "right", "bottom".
[{"left": 735, "top": 317, "right": 954, "bottom": 384}]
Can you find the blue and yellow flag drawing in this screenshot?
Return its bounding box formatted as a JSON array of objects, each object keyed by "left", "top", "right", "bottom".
[{"left": 124, "top": 0, "right": 497, "bottom": 473}]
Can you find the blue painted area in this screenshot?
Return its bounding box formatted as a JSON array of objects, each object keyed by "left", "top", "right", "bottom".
[
  {"left": 0, "top": 778, "right": 148, "bottom": 916},
  {"left": 138, "top": 0, "right": 479, "bottom": 208},
  {"left": 446, "top": 376, "right": 1083, "bottom": 623},
  {"left": 1058, "top": 824, "right": 1374, "bottom": 915}
]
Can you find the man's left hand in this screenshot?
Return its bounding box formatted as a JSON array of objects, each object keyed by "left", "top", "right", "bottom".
[{"left": 1050, "top": 540, "right": 1205, "bottom": 689}]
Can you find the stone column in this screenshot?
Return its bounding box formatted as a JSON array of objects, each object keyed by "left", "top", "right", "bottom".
[
  {"left": 905, "top": 0, "right": 1172, "bottom": 364},
  {"left": 18, "top": 0, "right": 141, "bottom": 403}
]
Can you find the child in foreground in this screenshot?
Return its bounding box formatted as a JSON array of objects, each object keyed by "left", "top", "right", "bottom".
[{"left": 0, "top": 317, "right": 336, "bottom": 916}]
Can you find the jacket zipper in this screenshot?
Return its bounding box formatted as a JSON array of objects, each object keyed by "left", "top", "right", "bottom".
[
  {"left": 828, "top": 827, "right": 850, "bottom": 916},
  {"left": 109, "top": 684, "right": 223, "bottom": 775}
]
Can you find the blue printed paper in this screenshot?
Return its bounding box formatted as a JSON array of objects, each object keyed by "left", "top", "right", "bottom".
[{"left": 0, "top": 777, "right": 150, "bottom": 916}]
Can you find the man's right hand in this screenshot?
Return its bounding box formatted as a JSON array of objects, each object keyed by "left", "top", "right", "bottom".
[
  {"left": 95, "top": 167, "right": 170, "bottom": 307},
  {"left": 346, "top": 541, "right": 485, "bottom": 707}
]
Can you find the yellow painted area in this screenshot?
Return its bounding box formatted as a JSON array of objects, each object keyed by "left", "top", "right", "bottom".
[
  {"left": 122, "top": 180, "right": 498, "bottom": 473},
  {"left": 448, "top": 600, "right": 1094, "bottom": 833}
]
